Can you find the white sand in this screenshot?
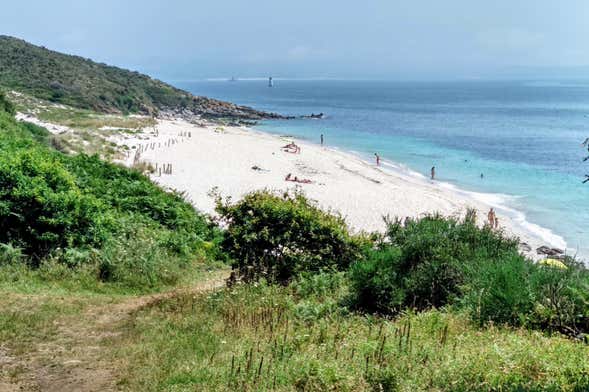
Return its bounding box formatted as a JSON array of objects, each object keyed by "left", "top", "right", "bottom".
[
  {"left": 15, "top": 112, "right": 72, "bottom": 135},
  {"left": 115, "top": 118, "right": 568, "bottom": 259}
]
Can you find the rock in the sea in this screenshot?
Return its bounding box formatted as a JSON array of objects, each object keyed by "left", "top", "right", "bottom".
[
  {"left": 519, "top": 242, "right": 532, "bottom": 252},
  {"left": 536, "top": 246, "right": 565, "bottom": 256},
  {"left": 158, "top": 96, "right": 291, "bottom": 122}
]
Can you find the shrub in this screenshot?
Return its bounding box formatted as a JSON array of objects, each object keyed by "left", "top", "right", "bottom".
[
  {"left": 0, "top": 90, "right": 15, "bottom": 115},
  {"left": 0, "top": 148, "right": 112, "bottom": 259},
  {"left": 461, "top": 253, "right": 535, "bottom": 326},
  {"left": 215, "top": 189, "right": 365, "bottom": 283},
  {"left": 63, "top": 154, "right": 212, "bottom": 237},
  {"left": 0, "top": 243, "right": 24, "bottom": 265},
  {"left": 529, "top": 261, "right": 589, "bottom": 335},
  {"left": 96, "top": 221, "right": 189, "bottom": 289},
  {"left": 350, "top": 214, "right": 520, "bottom": 314},
  {"left": 0, "top": 97, "right": 220, "bottom": 288},
  {"left": 462, "top": 255, "right": 589, "bottom": 334},
  {"left": 349, "top": 247, "right": 404, "bottom": 313}
]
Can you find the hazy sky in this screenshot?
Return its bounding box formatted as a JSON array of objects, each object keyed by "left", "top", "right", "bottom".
[{"left": 4, "top": 0, "right": 589, "bottom": 80}]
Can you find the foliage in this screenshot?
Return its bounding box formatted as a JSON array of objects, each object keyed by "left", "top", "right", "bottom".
[
  {"left": 215, "top": 189, "right": 365, "bottom": 283},
  {"left": 0, "top": 243, "right": 23, "bottom": 265},
  {"left": 350, "top": 214, "right": 519, "bottom": 314},
  {"left": 0, "top": 146, "right": 112, "bottom": 259},
  {"left": 459, "top": 253, "right": 589, "bottom": 335},
  {"left": 0, "top": 35, "right": 270, "bottom": 119},
  {"left": 349, "top": 247, "right": 404, "bottom": 314},
  {"left": 0, "top": 94, "right": 219, "bottom": 289},
  {"left": 0, "top": 90, "right": 15, "bottom": 115},
  {"left": 528, "top": 261, "right": 589, "bottom": 335},
  {"left": 119, "top": 281, "right": 589, "bottom": 391},
  {"left": 460, "top": 253, "right": 536, "bottom": 327},
  {"left": 349, "top": 213, "right": 589, "bottom": 335}
]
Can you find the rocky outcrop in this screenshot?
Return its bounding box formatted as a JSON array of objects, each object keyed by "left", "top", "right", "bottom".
[
  {"left": 536, "top": 245, "right": 565, "bottom": 257},
  {"left": 159, "top": 96, "right": 292, "bottom": 122}
]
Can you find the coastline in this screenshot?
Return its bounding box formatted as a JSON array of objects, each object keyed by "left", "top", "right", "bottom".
[
  {"left": 113, "top": 117, "right": 567, "bottom": 260},
  {"left": 319, "top": 145, "right": 568, "bottom": 254}
]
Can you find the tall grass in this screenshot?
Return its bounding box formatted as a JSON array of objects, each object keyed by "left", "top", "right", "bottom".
[{"left": 119, "top": 277, "right": 589, "bottom": 391}]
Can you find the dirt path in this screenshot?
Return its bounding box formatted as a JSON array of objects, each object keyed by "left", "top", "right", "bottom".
[{"left": 0, "top": 274, "right": 227, "bottom": 392}]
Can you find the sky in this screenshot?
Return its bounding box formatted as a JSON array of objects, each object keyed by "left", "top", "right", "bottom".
[{"left": 3, "top": 0, "right": 589, "bottom": 81}]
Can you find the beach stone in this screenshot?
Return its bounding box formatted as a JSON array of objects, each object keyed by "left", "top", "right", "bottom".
[
  {"left": 536, "top": 245, "right": 553, "bottom": 255},
  {"left": 536, "top": 246, "right": 564, "bottom": 256}
]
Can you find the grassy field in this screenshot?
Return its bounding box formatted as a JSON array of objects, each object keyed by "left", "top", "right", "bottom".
[
  {"left": 116, "top": 275, "right": 589, "bottom": 391},
  {"left": 3, "top": 271, "right": 587, "bottom": 391},
  {"left": 0, "top": 264, "right": 228, "bottom": 391}
]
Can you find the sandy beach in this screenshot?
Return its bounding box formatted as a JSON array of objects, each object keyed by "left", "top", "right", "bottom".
[{"left": 110, "top": 118, "right": 568, "bottom": 259}]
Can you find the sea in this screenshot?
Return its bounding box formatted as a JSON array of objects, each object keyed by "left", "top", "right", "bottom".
[{"left": 178, "top": 79, "right": 589, "bottom": 260}]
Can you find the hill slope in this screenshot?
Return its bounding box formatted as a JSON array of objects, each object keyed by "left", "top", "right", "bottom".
[{"left": 0, "top": 36, "right": 281, "bottom": 119}]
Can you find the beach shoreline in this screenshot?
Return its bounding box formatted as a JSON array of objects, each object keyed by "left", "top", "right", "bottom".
[{"left": 111, "top": 117, "right": 568, "bottom": 260}]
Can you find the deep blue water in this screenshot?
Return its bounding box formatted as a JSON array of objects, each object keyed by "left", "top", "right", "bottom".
[{"left": 178, "top": 80, "right": 589, "bottom": 258}]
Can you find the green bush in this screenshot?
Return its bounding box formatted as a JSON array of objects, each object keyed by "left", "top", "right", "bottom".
[
  {"left": 350, "top": 213, "right": 589, "bottom": 335},
  {"left": 0, "top": 90, "right": 15, "bottom": 115},
  {"left": 349, "top": 247, "right": 404, "bottom": 314},
  {"left": 529, "top": 261, "right": 589, "bottom": 335},
  {"left": 350, "top": 214, "right": 520, "bottom": 314},
  {"left": 0, "top": 148, "right": 112, "bottom": 259},
  {"left": 0, "top": 94, "right": 220, "bottom": 289},
  {"left": 461, "top": 253, "right": 535, "bottom": 326},
  {"left": 0, "top": 243, "right": 23, "bottom": 265},
  {"left": 96, "top": 221, "right": 191, "bottom": 289},
  {"left": 461, "top": 255, "right": 589, "bottom": 334},
  {"left": 62, "top": 154, "right": 215, "bottom": 247},
  {"left": 215, "top": 190, "right": 365, "bottom": 283}
]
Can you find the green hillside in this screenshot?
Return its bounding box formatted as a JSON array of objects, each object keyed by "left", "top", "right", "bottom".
[
  {"left": 0, "top": 90, "right": 221, "bottom": 290},
  {"left": 0, "top": 36, "right": 279, "bottom": 119}
]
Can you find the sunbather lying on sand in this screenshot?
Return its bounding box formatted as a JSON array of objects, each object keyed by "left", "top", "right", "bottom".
[
  {"left": 282, "top": 142, "right": 300, "bottom": 153},
  {"left": 285, "top": 173, "right": 312, "bottom": 184}
]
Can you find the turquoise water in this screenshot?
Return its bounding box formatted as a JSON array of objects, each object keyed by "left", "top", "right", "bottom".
[{"left": 179, "top": 80, "right": 589, "bottom": 258}]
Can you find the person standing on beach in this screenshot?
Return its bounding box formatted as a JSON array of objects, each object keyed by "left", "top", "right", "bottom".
[
  {"left": 320, "top": 134, "right": 324, "bottom": 146},
  {"left": 431, "top": 166, "right": 436, "bottom": 180},
  {"left": 487, "top": 208, "right": 495, "bottom": 227},
  {"left": 374, "top": 153, "right": 381, "bottom": 166}
]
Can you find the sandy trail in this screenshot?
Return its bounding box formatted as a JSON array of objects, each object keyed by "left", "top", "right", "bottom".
[{"left": 0, "top": 273, "right": 227, "bottom": 392}]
